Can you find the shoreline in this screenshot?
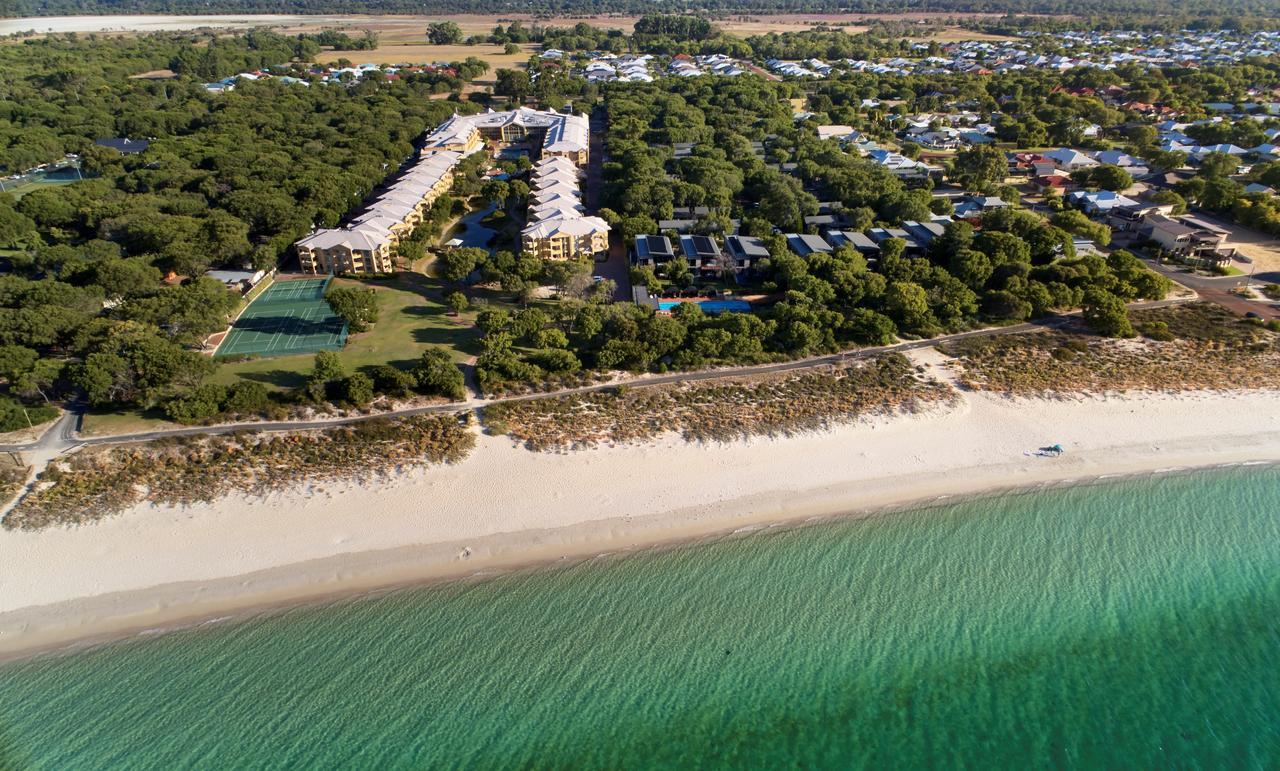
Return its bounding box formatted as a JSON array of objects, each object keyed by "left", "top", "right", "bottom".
[{"left": 1, "top": 389, "right": 1279, "bottom": 661}]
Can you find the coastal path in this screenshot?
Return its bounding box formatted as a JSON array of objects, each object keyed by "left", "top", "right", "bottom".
[{"left": 0, "top": 299, "right": 1189, "bottom": 455}]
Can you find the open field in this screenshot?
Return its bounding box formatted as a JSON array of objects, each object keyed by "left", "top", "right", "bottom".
[
  {"left": 1, "top": 12, "right": 1029, "bottom": 40},
  {"left": 209, "top": 272, "right": 485, "bottom": 392},
  {"left": 282, "top": 13, "right": 1022, "bottom": 41},
  {"left": 313, "top": 42, "right": 534, "bottom": 76}
]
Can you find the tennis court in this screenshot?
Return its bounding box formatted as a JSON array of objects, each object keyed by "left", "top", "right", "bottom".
[{"left": 214, "top": 277, "right": 348, "bottom": 358}]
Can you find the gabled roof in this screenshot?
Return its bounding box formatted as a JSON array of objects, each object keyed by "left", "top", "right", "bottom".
[{"left": 522, "top": 216, "right": 610, "bottom": 239}]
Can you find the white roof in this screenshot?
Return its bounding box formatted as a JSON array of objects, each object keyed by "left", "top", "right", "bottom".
[
  {"left": 296, "top": 227, "right": 390, "bottom": 251},
  {"left": 522, "top": 216, "right": 610, "bottom": 239}
]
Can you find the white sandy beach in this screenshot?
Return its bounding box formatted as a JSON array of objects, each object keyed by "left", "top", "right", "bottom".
[{"left": 1, "top": 386, "right": 1278, "bottom": 658}]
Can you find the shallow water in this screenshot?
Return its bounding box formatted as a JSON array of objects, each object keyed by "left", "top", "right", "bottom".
[{"left": 1, "top": 466, "right": 1278, "bottom": 768}]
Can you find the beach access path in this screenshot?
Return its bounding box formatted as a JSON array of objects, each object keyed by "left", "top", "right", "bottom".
[{"left": 0, "top": 298, "right": 1190, "bottom": 455}]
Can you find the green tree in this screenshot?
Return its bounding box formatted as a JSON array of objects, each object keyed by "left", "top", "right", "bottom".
[
  {"left": 307, "top": 350, "right": 346, "bottom": 402},
  {"left": 412, "top": 348, "right": 466, "bottom": 400},
  {"left": 950, "top": 144, "right": 1007, "bottom": 189},
  {"left": 438, "top": 247, "right": 485, "bottom": 284},
  {"left": 325, "top": 285, "right": 380, "bottom": 332},
  {"left": 1082, "top": 288, "right": 1134, "bottom": 338},
  {"left": 445, "top": 290, "right": 469, "bottom": 314},
  {"left": 884, "top": 281, "right": 935, "bottom": 336},
  {"left": 494, "top": 69, "right": 532, "bottom": 100},
  {"left": 427, "top": 22, "right": 463, "bottom": 45},
  {"left": 1091, "top": 165, "right": 1133, "bottom": 192}
]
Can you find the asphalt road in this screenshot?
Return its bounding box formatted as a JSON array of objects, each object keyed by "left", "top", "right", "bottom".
[
  {"left": 1140, "top": 257, "right": 1280, "bottom": 321},
  {"left": 0, "top": 299, "right": 1188, "bottom": 455}
]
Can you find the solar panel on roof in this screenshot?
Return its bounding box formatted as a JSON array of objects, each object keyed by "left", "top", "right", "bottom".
[
  {"left": 646, "top": 235, "right": 670, "bottom": 254},
  {"left": 692, "top": 235, "right": 714, "bottom": 254}
]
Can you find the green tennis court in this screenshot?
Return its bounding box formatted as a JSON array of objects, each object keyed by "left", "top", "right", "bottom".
[{"left": 214, "top": 277, "right": 348, "bottom": 359}]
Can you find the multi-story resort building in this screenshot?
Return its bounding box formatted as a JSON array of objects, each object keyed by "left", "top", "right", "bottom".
[
  {"left": 295, "top": 150, "right": 460, "bottom": 274},
  {"left": 296, "top": 108, "right": 603, "bottom": 273},
  {"left": 520, "top": 154, "right": 610, "bottom": 261},
  {"left": 419, "top": 107, "right": 590, "bottom": 165}
]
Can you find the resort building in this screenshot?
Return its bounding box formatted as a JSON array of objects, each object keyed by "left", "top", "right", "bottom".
[
  {"left": 295, "top": 150, "right": 461, "bottom": 274},
  {"left": 520, "top": 154, "right": 610, "bottom": 260},
  {"left": 632, "top": 234, "right": 677, "bottom": 267},
  {"left": 295, "top": 228, "right": 396, "bottom": 274},
  {"left": 521, "top": 217, "right": 611, "bottom": 260},
  {"left": 298, "top": 110, "right": 600, "bottom": 273},
  {"left": 421, "top": 108, "right": 591, "bottom": 165},
  {"left": 723, "top": 235, "right": 770, "bottom": 272}
]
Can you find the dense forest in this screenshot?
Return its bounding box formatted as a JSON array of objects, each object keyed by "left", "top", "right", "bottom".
[{"left": 0, "top": 31, "right": 476, "bottom": 424}]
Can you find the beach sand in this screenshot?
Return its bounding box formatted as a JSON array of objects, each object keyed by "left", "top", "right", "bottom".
[{"left": 1, "top": 388, "right": 1278, "bottom": 658}]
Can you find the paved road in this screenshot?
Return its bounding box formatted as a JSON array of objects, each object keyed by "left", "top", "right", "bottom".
[
  {"left": 0, "top": 299, "right": 1188, "bottom": 454},
  {"left": 1140, "top": 257, "right": 1280, "bottom": 321}
]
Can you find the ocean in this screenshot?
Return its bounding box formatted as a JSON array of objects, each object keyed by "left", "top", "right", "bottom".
[{"left": 1, "top": 465, "right": 1278, "bottom": 768}]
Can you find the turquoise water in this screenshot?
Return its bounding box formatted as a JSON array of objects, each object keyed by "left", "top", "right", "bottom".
[
  {"left": 2, "top": 466, "right": 1280, "bottom": 768},
  {"left": 658, "top": 300, "right": 752, "bottom": 313}
]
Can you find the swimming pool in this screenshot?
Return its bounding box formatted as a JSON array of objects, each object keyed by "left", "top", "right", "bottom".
[{"left": 658, "top": 300, "right": 752, "bottom": 313}]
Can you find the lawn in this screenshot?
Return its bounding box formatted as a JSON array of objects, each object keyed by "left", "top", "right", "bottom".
[
  {"left": 80, "top": 407, "right": 177, "bottom": 437},
  {"left": 210, "top": 270, "right": 494, "bottom": 392}
]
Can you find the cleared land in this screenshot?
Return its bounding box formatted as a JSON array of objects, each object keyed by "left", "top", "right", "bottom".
[
  {"left": 313, "top": 43, "right": 534, "bottom": 77},
  {"left": 270, "top": 12, "right": 1018, "bottom": 42}
]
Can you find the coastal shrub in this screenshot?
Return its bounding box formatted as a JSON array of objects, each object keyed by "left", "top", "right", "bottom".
[
  {"left": 163, "top": 383, "right": 228, "bottom": 425},
  {"left": 223, "top": 381, "right": 270, "bottom": 415},
  {"left": 336, "top": 373, "right": 375, "bottom": 407},
  {"left": 485, "top": 354, "right": 956, "bottom": 451},
  {"left": 942, "top": 304, "right": 1280, "bottom": 394},
  {"left": 6, "top": 414, "right": 476, "bottom": 530},
  {"left": 0, "top": 397, "right": 57, "bottom": 434},
  {"left": 1139, "top": 321, "right": 1176, "bottom": 342},
  {"left": 368, "top": 365, "right": 417, "bottom": 397},
  {"left": 412, "top": 348, "right": 467, "bottom": 401}
]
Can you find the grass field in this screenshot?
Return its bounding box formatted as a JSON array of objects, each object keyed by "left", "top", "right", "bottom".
[
  {"left": 214, "top": 277, "right": 347, "bottom": 359},
  {"left": 210, "top": 271, "right": 495, "bottom": 392},
  {"left": 313, "top": 43, "right": 534, "bottom": 78},
  {"left": 79, "top": 407, "right": 178, "bottom": 438}
]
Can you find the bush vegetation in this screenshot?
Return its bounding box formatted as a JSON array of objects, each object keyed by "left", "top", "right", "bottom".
[
  {"left": 941, "top": 304, "right": 1280, "bottom": 394},
  {"left": 483, "top": 353, "right": 954, "bottom": 451},
  {"left": 5, "top": 414, "right": 475, "bottom": 530}
]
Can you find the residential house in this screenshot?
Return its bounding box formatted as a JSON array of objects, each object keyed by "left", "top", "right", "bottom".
[
  {"left": 1142, "top": 214, "right": 1234, "bottom": 264},
  {"left": 680, "top": 235, "right": 725, "bottom": 275},
  {"left": 724, "top": 235, "right": 770, "bottom": 271},
  {"left": 632, "top": 234, "right": 677, "bottom": 267},
  {"left": 786, "top": 233, "right": 833, "bottom": 257},
  {"left": 1045, "top": 147, "right": 1099, "bottom": 171}
]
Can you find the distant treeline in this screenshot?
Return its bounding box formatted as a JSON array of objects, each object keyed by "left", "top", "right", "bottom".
[{"left": 5, "top": 0, "right": 1280, "bottom": 22}]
